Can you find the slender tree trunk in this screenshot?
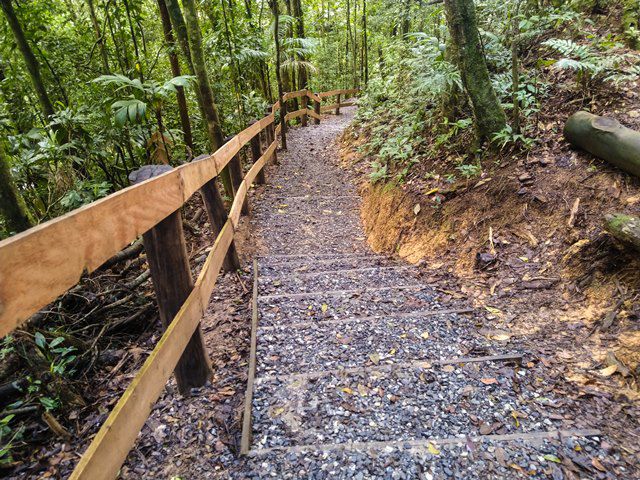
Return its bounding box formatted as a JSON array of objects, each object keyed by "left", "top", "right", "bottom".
[
  {"left": 362, "top": 0, "right": 368, "bottom": 85},
  {"left": 123, "top": 0, "right": 143, "bottom": 81},
  {"left": 346, "top": 0, "right": 351, "bottom": 87},
  {"left": 157, "top": 0, "right": 193, "bottom": 152},
  {"left": 220, "top": 0, "right": 244, "bottom": 116},
  {"left": 511, "top": 3, "right": 521, "bottom": 134},
  {"left": 270, "top": 0, "right": 287, "bottom": 149},
  {"left": 0, "top": 0, "right": 55, "bottom": 119},
  {"left": 87, "top": 0, "right": 110, "bottom": 73},
  {"left": 181, "top": 0, "right": 232, "bottom": 200},
  {"left": 0, "top": 143, "right": 33, "bottom": 235},
  {"left": 401, "top": 0, "right": 411, "bottom": 36},
  {"left": 164, "top": 0, "right": 195, "bottom": 74},
  {"left": 443, "top": 0, "right": 506, "bottom": 142},
  {"left": 292, "top": 0, "right": 308, "bottom": 89},
  {"left": 105, "top": 3, "right": 127, "bottom": 73}
]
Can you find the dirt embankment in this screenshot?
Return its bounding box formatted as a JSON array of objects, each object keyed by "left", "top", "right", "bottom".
[{"left": 340, "top": 112, "right": 640, "bottom": 402}]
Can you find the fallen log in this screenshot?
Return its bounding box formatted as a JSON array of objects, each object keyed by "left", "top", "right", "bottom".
[
  {"left": 564, "top": 111, "right": 640, "bottom": 178},
  {"left": 604, "top": 213, "right": 640, "bottom": 251}
]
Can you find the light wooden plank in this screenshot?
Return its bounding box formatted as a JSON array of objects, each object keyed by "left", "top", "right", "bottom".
[
  {"left": 284, "top": 109, "right": 307, "bottom": 122},
  {"left": 229, "top": 181, "right": 248, "bottom": 228},
  {"left": 240, "top": 258, "right": 259, "bottom": 455},
  {"left": 69, "top": 225, "right": 232, "bottom": 480},
  {"left": 0, "top": 113, "right": 276, "bottom": 336},
  {"left": 282, "top": 89, "right": 308, "bottom": 101},
  {"left": 0, "top": 168, "right": 184, "bottom": 337},
  {"left": 320, "top": 104, "right": 339, "bottom": 113},
  {"left": 271, "top": 101, "right": 280, "bottom": 114},
  {"left": 306, "top": 91, "right": 322, "bottom": 103},
  {"left": 275, "top": 123, "right": 282, "bottom": 137},
  {"left": 318, "top": 89, "right": 342, "bottom": 98},
  {"left": 194, "top": 221, "right": 234, "bottom": 309},
  {"left": 306, "top": 109, "right": 321, "bottom": 120}
]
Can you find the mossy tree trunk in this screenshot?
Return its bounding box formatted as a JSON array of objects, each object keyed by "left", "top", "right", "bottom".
[
  {"left": 270, "top": 0, "right": 287, "bottom": 150},
  {"left": 0, "top": 0, "right": 55, "bottom": 120},
  {"left": 564, "top": 111, "right": 640, "bottom": 178},
  {"left": 622, "top": 0, "right": 640, "bottom": 49},
  {"left": 156, "top": 0, "right": 193, "bottom": 152},
  {"left": 443, "top": 0, "right": 507, "bottom": 142},
  {"left": 605, "top": 213, "right": 640, "bottom": 252},
  {"left": 181, "top": 0, "right": 233, "bottom": 196},
  {"left": 0, "top": 143, "right": 33, "bottom": 235}
]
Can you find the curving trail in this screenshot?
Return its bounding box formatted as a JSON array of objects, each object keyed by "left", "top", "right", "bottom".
[{"left": 230, "top": 108, "right": 606, "bottom": 479}]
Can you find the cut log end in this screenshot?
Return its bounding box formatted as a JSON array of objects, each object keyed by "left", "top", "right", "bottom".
[{"left": 604, "top": 213, "right": 640, "bottom": 252}]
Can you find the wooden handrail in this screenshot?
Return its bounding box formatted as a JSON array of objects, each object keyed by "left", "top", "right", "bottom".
[
  {"left": 0, "top": 114, "right": 273, "bottom": 337},
  {"left": 0, "top": 87, "right": 358, "bottom": 479}
]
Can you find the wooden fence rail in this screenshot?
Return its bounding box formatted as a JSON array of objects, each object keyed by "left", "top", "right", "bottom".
[{"left": 0, "top": 87, "right": 358, "bottom": 480}]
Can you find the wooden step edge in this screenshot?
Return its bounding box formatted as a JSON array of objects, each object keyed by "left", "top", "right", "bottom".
[
  {"left": 257, "top": 284, "right": 428, "bottom": 301},
  {"left": 258, "top": 265, "right": 412, "bottom": 281},
  {"left": 254, "top": 352, "right": 522, "bottom": 384},
  {"left": 248, "top": 429, "right": 602, "bottom": 456},
  {"left": 258, "top": 307, "right": 475, "bottom": 332},
  {"left": 240, "top": 259, "right": 260, "bottom": 455}
]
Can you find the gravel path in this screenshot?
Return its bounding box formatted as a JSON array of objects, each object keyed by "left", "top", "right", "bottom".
[{"left": 225, "top": 109, "right": 619, "bottom": 479}]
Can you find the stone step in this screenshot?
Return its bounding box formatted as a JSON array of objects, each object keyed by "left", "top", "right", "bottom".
[
  {"left": 255, "top": 310, "right": 486, "bottom": 377},
  {"left": 258, "top": 266, "right": 417, "bottom": 296},
  {"left": 257, "top": 285, "right": 444, "bottom": 327},
  {"left": 262, "top": 239, "right": 369, "bottom": 256},
  {"left": 238, "top": 431, "right": 604, "bottom": 479},
  {"left": 251, "top": 361, "right": 585, "bottom": 450},
  {"left": 258, "top": 255, "right": 391, "bottom": 276}
]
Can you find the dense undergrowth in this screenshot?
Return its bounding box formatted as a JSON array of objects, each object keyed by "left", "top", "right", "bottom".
[
  {"left": 343, "top": 0, "right": 640, "bottom": 413},
  {"left": 353, "top": 3, "right": 640, "bottom": 187}
]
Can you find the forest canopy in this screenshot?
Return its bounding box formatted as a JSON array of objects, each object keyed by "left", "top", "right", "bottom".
[
  {"left": 2, "top": 0, "right": 640, "bottom": 476},
  {"left": 1, "top": 0, "right": 639, "bottom": 238}
]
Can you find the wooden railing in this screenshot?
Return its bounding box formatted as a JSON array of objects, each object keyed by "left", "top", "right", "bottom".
[{"left": 0, "top": 87, "right": 357, "bottom": 479}]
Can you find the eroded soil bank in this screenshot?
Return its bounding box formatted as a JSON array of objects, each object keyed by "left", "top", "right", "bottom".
[{"left": 340, "top": 123, "right": 640, "bottom": 470}]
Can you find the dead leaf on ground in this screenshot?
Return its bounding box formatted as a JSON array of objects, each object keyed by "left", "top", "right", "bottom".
[{"left": 480, "top": 378, "right": 499, "bottom": 385}]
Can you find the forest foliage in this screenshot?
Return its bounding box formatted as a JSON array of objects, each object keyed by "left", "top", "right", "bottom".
[{"left": 1, "top": 0, "right": 640, "bottom": 472}]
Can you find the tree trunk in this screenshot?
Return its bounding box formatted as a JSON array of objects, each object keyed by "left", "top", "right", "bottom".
[
  {"left": 0, "top": 0, "right": 55, "bottom": 119},
  {"left": 564, "top": 111, "right": 640, "bottom": 178},
  {"left": 443, "top": 0, "right": 506, "bottom": 142},
  {"left": 362, "top": 0, "right": 369, "bottom": 85},
  {"left": 605, "top": 213, "right": 640, "bottom": 252},
  {"left": 292, "top": 0, "right": 308, "bottom": 90},
  {"left": 157, "top": 0, "right": 193, "bottom": 152},
  {"left": 270, "top": 0, "right": 287, "bottom": 150},
  {"left": 0, "top": 143, "right": 33, "bottom": 235},
  {"left": 179, "top": 0, "right": 239, "bottom": 269},
  {"left": 86, "top": 0, "right": 111, "bottom": 73},
  {"left": 164, "top": 0, "right": 195, "bottom": 74},
  {"left": 181, "top": 0, "right": 232, "bottom": 201}
]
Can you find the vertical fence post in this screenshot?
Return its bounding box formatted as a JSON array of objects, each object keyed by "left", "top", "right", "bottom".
[
  {"left": 129, "top": 165, "right": 212, "bottom": 395},
  {"left": 191, "top": 155, "right": 241, "bottom": 272},
  {"left": 280, "top": 100, "right": 288, "bottom": 147},
  {"left": 265, "top": 106, "right": 278, "bottom": 165},
  {"left": 301, "top": 92, "right": 308, "bottom": 127},
  {"left": 313, "top": 93, "right": 321, "bottom": 125},
  {"left": 249, "top": 119, "right": 266, "bottom": 184},
  {"left": 336, "top": 93, "right": 341, "bottom": 115},
  {"left": 223, "top": 135, "right": 249, "bottom": 215}
]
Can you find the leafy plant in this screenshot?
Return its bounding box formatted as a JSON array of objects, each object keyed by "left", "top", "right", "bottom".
[
  {"left": 60, "top": 180, "right": 112, "bottom": 210},
  {"left": 369, "top": 161, "right": 388, "bottom": 183},
  {"left": 492, "top": 124, "right": 536, "bottom": 150},
  {"left": 0, "top": 414, "right": 23, "bottom": 466},
  {"left": 542, "top": 38, "right": 640, "bottom": 92},
  {"left": 34, "top": 332, "right": 77, "bottom": 377},
  {"left": 455, "top": 163, "right": 482, "bottom": 179}
]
